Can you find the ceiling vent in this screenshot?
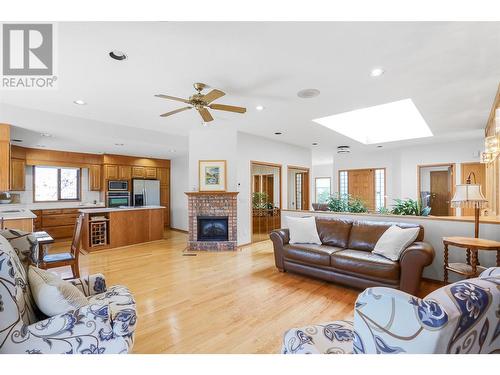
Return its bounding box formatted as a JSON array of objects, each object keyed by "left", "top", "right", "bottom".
[
  {"left": 337, "top": 145, "right": 350, "bottom": 154},
  {"left": 297, "top": 88, "right": 320, "bottom": 98}
]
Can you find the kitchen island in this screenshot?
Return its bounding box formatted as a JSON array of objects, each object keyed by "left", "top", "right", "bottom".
[{"left": 79, "top": 206, "right": 165, "bottom": 252}]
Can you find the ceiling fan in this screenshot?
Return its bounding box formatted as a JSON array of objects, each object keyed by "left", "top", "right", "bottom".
[{"left": 155, "top": 83, "right": 246, "bottom": 122}]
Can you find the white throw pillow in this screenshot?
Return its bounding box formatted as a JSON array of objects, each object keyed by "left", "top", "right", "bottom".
[
  {"left": 287, "top": 216, "right": 322, "bottom": 245},
  {"left": 372, "top": 225, "right": 420, "bottom": 261},
  {"left": 28, "top": 266, "right": 88, "bottom": 317}
]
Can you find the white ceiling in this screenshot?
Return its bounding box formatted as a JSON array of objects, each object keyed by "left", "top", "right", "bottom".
[{"left": 1, "top": 22, "right": 499, "bottom": 160}]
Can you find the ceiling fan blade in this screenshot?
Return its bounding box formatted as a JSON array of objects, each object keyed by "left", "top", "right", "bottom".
[
  {"left": 197, "top": 107, "right": 214, "bottom": 122},
  {"left": 202, "top": 89, "right": 225, "bottom": 104},
  {"left": 155, "top": 94, "right": 190, "bottom": 104},
  {"left": 209, "top": 103, "right": 246, "bottom": 114},
  {"left": 160, "top": 106, "right": 192, "bottom": 117}
]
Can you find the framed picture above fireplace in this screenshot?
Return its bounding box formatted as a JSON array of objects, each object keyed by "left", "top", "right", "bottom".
[{"left": 199, "top": 160, "right": 227, "bottom": 191}]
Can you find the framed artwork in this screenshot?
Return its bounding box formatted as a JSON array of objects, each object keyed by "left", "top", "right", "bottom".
[{"left": 198, "top": 160, "right": 227, "bottom": 191}]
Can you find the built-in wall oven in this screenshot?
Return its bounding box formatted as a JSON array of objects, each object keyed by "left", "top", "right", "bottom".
[
  {"left": 108, "top": 180, "right": 129, "bottom": 191},
  {"left": 107, "top": 191, "right": 130, "bottom": 207}
]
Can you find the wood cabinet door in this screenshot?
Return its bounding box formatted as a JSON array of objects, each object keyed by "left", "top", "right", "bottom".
[
  {"left": 348, "top": 169, "right": 375, "bottom": 211},
  {"left": 3, "top": 218, "right": 33, "bottom": 232},
  {"left": 0, "top": 141, "right": 10, "bottom": 192},
  {"left": 10, "top": 158, "right": 26, "bottom": 191},
  {"left": 105, "top": 165, "right": 119, "bottom": 180},
  {"left": 158, "top": 168, "right": 169, "bottom": 185},
  {"left": 132, "top": 166, "right": 145, "bottom": 178},
  {"left": 160, "top": 186, "right": 169, "bottom": 227},
  {"left": 145, "top": 167, "right": 157, "bottom": 179},
  {"left": 89, "top": 164, "right": 102, "bottom": 191},
  {"left": 119, "top": 165, "right": 132, "bottom": 180}
]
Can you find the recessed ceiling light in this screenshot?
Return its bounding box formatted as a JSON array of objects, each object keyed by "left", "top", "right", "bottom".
[
  {"left": 169, "top": 149, "right": 176, "bottom": 153},
  {"left": 109, "top": 50, "right": 127, "bottom": 61},
  {"left": 370, "top": 67, "right": 385, "bottom": 77},
  {"left": 274, "top": 132, "right": 282, "bottom": 135},
  {"left": 40, "top": 133, "right": 52, "bottom": 137},
  {"left": 313, "top": 99, "right": 433, "bottom": 145},
  {"left": 297, "top": 89, "right": 320, "bottom": 99},
  {"left": 377, "top": 145, "right": 383, "bottom": 148},
  {"left": 256, "top": 105, "right": 264, "bottom": 111},
  {"left": 312, "top": 142, "right": 318, "bottom": 146},
  {"left": 114, "top": 143, "right": 124, "bottom": 146},
  {"left": 11, "top": 139, "right": 23, "bottom": 142},
  {"left": 73, "top": 100, "right": 87, "bottom": 105},
  {"left": 36, "top": 144, "right": 46, "bottom": 148}
]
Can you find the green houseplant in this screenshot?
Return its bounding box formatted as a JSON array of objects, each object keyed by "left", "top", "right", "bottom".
[
  {"left": 252, "top": 192, "right": 273, "bottom": 209},
  {"left": 391, "top": 198, "right": 430, "bottom": 216},
  {"left": 326, "top": 193, "right": 368, "bottom": 213}
]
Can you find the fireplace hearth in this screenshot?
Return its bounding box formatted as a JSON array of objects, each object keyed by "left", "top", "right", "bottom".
[{"left": 197, "top": 216, "right": 229, "bottom": 241}]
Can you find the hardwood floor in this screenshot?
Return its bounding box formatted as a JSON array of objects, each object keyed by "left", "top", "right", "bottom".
[{"left": 49, "top": 230, "right": 441, "bottom": 354}]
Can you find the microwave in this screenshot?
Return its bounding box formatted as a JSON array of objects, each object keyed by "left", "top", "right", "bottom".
[{"left": 108, "top": 180, "right": 129, "bottom": 191}]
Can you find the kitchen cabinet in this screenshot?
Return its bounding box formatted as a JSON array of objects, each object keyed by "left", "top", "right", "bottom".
[
  {"left": 2, "top": 218, "right": 33, "bottom": 232},
  {"left": 32, "top": 210, "right": 42, "bottom": 231},
  {"left": 89, "top": 164, "right": 102, "bottom": 191},
  {"left": 131, "top": 166, "right": 145, "bottom": 178},
  {"left": 10, "top": 158, "right": 25, "bottom": 191},
  {"left": 119, "top": 165, "right": 132, "bottom": 180},
  {"left": 41, "top": 208, "right": 79, "bottom": 240},
  {"left": 104, "top": 165, "right": 119, "bottom": 180},
  {"left": 145, "top": 167, "right": 157, "bottom": 179},
  {"left": 158, "top": 167, "right": 169, "bottom": 186},
  {"left": 160, "top": 185, "right": 170, "bottom": 227},
  {"left": 0, "top": 124, "right": 10, "bottom": 192}
]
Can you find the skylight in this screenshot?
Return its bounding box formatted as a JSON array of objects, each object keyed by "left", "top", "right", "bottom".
[{"left": 312, "top": 99, "right": 433, "bottom": 144}]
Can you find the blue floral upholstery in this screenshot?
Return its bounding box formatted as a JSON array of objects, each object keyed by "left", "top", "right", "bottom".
[
  {"left": 0, "top": 229, "right": 137, "bottom": 354},
  {"left": 282, "top": 267, "right": 500, "bottom": 354}
]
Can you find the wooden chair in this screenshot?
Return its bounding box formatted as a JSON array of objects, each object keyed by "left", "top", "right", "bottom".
[{"left": 40, "top": 213, "right": 84, "bottom": 279}]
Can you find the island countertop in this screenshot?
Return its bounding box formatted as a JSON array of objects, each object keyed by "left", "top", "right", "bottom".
[{"left": 78, "top": 205, "right": 165, "bottom": 214}]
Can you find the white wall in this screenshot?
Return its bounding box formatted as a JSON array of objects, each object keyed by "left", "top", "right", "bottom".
[
  {"left": 170, "top": 155, "right": 189, "bottom": 231},
  {"left": 188, "top": 128, "right": 238, "bottom": 192},
  {"left": 11, "top": 166, "right": 101, "bottom": 207},
  {"left": 237, "top": 132, "right": 312, "bottom": 245}
]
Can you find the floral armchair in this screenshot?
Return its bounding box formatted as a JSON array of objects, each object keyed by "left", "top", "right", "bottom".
[
  {"left": 0, "top": 229, "right": 137, "bottom": 354},
  {"left": 282, "top": 267, "right": 500, "bottom": 354}
]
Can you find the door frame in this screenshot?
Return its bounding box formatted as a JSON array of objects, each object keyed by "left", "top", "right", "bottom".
[
  {"left": 250, "top": 161, "right": 282, "bottom": 243},
  {"left": 287, "top": 165, "right": 310, "bottom": 211},
  {"left": 417, "top": 163, "right": 455, "bottom": 216}
]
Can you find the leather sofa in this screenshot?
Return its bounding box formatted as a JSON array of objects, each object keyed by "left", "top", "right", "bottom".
[{"left": 270, "top": 217, "right": 435, "bottom": 295}]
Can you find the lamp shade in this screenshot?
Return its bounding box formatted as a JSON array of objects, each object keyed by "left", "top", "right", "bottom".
[{"left": 451, "top": 184, "right": 488, "bottom": 209}]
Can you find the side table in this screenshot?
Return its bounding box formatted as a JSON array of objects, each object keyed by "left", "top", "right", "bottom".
[{"left": 442, "top": 236, "right": 500, "bottom": 284}]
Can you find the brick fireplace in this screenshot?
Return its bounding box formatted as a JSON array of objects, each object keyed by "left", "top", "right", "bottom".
[{"left": 186, "top": 192, "right": 238, "bottom": 251}]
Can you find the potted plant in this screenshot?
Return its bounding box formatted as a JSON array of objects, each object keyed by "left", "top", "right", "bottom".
[{"left": 391, "top": 198, "right": 431, "bottom": 216}]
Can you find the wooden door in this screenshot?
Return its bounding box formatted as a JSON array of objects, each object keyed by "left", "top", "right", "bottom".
[
  {"left": 158, "top": 168, "right": 169, "bottom": 185},
  {"left": 264, "top": 175, "right": 274, "bottom": 205},
  {"left": 348, "top": 169, "right": 375, "bottom": 211},
  {"left": 10, "top": 158, "right": 26, "bottom": 191},
  {"left": 430, "top": 171, "right": 450, "bottom": 216},
  {"left": 461, "top": 163, "right": 487, "bottom": 216}
]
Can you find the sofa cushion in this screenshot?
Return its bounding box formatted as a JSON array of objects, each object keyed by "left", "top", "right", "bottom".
[
  {"left": 331, "top": 249, "right": 400, "bottom": 281},
  {"left": 287, "top": 216, "right": 322, "bottom": 245},
  {"left": 348, "top": 221, "right": 423, "bottom": 252},
  {"left": 316, "top": 218, "right": 353, "bottom": 248},
  {"left": 283, "top": 244, "right": 343, "bottom": 266},
  {"left": 372, "top": 225, "right": 420, "bottom": 261}
]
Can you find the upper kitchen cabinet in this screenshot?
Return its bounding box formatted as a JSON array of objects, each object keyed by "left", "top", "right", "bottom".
[
  {"left": 104, "top": 164, "right": 119, "bottom": 180},
  {"left": 145, "top": 167, "right": 157, "bottom": 179},
  {"left": 10, "top": 158, "right": 26, "bottom": 191},
  {"left": 89, "top": 164, "right": 102, "bottom": 191},
  {"left": 158, "top": 167, "right": 169, "bottom": 186},
  {"left": 119, "top": 165, "right": 132, "bottom": 180},
  {"left": 131, "top": 166, "right": 145, "bottom": 178},
  {"left": 0, "top": 124, "right": 10, "bottom": 191}
]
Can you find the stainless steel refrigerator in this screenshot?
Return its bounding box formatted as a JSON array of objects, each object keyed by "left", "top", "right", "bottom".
[{"left": 132, "top": 179, "right": 160, "bottom": 206}]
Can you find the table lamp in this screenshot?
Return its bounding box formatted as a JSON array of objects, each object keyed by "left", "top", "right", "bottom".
[{"left": 451, "top": 172, "right": 487, "bottom": 238}]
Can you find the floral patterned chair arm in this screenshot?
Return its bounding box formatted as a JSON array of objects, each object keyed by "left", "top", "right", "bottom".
[
  {"left": 69, "top": 273, "right": 107, "bottom": 296},
  {"left": 0, "top": 229, "right": 39, "bottom": 264},
  {"left": 88, "top": 285, "right": 137, "bottom": 344},
  {"left": 2, "top": 304, "right": 129, "bottom": 354}
]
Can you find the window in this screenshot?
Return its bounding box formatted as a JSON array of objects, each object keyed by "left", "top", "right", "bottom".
[
  {"left": 339, "top": 171, "right": 348, "bottom": 200},
  {"left": 375, "top": 168, "right": 385, "bottom": 211},
  {"left": 315, "top": 177, "right": 331, "bottom": 203},
  {"left": 34, "top": 166, "right": 81, "bottom": 202}
]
